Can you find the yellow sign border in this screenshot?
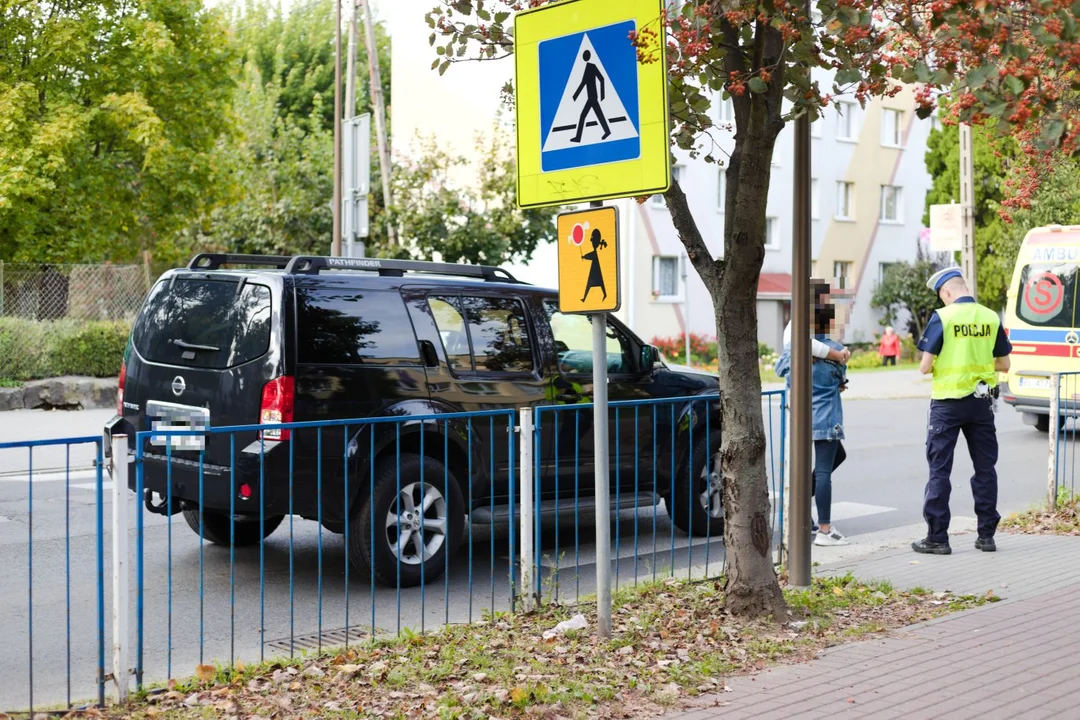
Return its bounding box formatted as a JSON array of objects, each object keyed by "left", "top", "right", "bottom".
[
  {"left": 514, "top": 0, "right": 671, "bottom": 210},
  {"left": 556, "top": 206, "right": 620, "bottom": 315}
]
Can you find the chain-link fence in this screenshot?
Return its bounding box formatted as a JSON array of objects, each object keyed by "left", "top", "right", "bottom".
[{"left": 0, "top": 263, "right": 150, "bottom": 383}]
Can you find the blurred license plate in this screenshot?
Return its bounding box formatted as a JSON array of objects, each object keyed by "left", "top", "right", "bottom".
[
  {"left": 146, "top": 400, "right": 209, "bottom": 451},
  {"left": 1018, "top": 377, "right": 1051, "bottom": 390}
]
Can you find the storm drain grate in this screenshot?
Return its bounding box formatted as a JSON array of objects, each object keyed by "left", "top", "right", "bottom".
[{"left": 266, "top": 626, "right": 376, "bottom": 654}]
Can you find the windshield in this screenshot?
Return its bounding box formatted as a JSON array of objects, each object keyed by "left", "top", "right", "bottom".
[
  {"left": 132, "top": 277, "right": 273, "bottom": 369},
  {"left": 1015, "top": 263, "right": 1080, "bottom": 328}
]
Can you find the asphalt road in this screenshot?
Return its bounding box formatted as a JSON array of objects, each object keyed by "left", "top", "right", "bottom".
[{"left": 0, "top": 398, "right": 1055, "bottom": 711}]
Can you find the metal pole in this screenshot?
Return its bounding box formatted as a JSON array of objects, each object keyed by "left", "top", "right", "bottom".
[
  {"left": 110, "top": 435, "right": 129, "bottom": 702},
  {"left": 682, "top": 253, "right": 690, "bottom": 366},
  {"left": 1049, "top": 373, "right": 1061, "bottom": 510},
  {"left": 344, "top": 4, "right": 358, "bottom": 259},
  {"left": 359, "top": 0, "right": 396, "bottom": 246},
  {"left": 959, "top": 123, "right": 977, "bottom": 301},
  {"left": 788, "top": 106, "right": 813, "bottom": 588},
  {"left": 518, "top": 407, "right": 535, "bottom": 611},
  {"left": 591, "top": 202, "right": 612, "bottom": 638},
  {"left": 332, "top": 0, "right": 343, "bottom": 257}
]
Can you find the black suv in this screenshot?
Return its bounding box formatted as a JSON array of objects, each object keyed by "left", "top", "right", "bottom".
[{"left": 108, "top": 254, "right": 721, "bottom": 587}]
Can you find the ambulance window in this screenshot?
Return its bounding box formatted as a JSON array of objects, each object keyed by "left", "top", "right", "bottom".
[{"left": 1015, "top": 264, "right": 1078, "bottom": 328}]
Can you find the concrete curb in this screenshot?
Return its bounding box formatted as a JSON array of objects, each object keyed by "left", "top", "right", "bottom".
[{"left": 0, "top": 376, "right": 115, "bottom": 411}]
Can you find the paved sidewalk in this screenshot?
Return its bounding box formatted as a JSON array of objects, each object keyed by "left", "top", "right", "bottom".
[
  {"left": 764, "top": 368, "right": 932, "bottom": 401},
  {"left": 668, "top": 534, "right": 1080, "bottom": 720}
]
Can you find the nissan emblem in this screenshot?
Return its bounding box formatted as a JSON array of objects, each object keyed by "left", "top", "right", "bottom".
[{"left": 171, "top": 376, "right": 186, "bottom": 397}]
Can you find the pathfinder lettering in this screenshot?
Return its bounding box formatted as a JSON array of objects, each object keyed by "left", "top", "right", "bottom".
[{"left": 953, "top": 323, "right": 993, "bottom": 338}]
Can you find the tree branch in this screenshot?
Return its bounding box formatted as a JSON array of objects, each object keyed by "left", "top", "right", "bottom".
[{"left": 664, "top": 177, "right": 719, "bottom": 286}]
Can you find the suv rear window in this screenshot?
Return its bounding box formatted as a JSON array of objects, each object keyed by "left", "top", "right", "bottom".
[
  {"left": 295, "top": 286, "right": 420, "bottom": 365},
  {"left": 1015, "top": 263, "right": 1080, "bottom": 328},
  {"left": 133, "top": 278, "right": 273, "bottom": 369}
]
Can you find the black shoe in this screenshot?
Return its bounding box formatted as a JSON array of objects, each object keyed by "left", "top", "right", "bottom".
[
  {"left": 912, "top": 538, "right": 952, "bottom": 555},
  {"left": 975, "top": 537, "right": 997, "bottom": 552}
]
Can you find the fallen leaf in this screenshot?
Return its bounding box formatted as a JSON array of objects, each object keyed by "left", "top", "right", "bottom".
[
  {"left": 910, "top": 560, "right": 921, "bottom": 565},
  {"left": 304, "top": 665, "right": 326, "bottom": 679},
  {"left": 336, "top": 664, "right": 363, "bottom": 677},
  {"left": 472, "top": 672, "right": 489, "bottom": 682},
  {"left": 195, "top": 664, "right": 216, "bottom": 682},
  {"left": 832, "top": 587, "right": 844, "bottom": 596},
  {"left": 511, "top": 687, "right": 530, "bottom": 703},
  {"left": 616, "top": 645, "right": 634, "bottom": 656}
]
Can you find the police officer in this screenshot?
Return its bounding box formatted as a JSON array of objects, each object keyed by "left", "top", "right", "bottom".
[{"left": 912, "top": 267, "right": 1012, "bottom": 555}]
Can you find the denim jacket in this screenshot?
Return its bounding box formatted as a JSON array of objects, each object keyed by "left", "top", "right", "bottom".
[{"left": 774, "top": 336, "right": 846, "bottom": 441}]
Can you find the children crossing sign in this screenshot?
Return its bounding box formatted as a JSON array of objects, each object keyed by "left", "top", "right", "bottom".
[{"left": 514, "top": 0, "right": 670, "bottom": 209}]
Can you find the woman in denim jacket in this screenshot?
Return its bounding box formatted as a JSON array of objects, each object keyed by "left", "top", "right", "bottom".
[{"left": 774, "top": 289, "right": 850, "bottom": 546}]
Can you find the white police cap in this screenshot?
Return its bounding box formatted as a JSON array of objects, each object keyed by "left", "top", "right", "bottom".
[{"left": 926, "top": 267, "right": 964, "bottom": 294}]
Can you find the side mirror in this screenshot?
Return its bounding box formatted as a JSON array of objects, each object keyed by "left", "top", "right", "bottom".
[{"left": 641, "top": 345, "right": 661, "bottom": 370}]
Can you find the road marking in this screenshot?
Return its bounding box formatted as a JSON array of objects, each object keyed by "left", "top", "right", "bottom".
[{"left": 828, "top": 501, "right": 897, "bottom": 522}]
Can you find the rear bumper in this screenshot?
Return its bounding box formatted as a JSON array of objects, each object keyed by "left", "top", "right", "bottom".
[{"left": 1002, "top": 382, "right": 1080, "bottom": 416}]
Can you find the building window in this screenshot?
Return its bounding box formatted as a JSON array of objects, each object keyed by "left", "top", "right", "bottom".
[
  {"left": 652, "top": 256, "right": 681, "bottom": 300},
  {"left": 880, "top": 185, "right": 902, "bottom": 222},
  {"left": 881, "top": 108, "right": 903, "bottom": 148},
  {"left": 765, "top": 217, "right": 779, "bottom": 250},
  {"left": 834, "top": 261, "right": 853, "bottom": 291},
  {"left": 836, "top": 181, "right": 855, "bottom": 220},
  {"left": 837, "top": 102, "right": 860, "bottom": 141},
  {"left": 811, "top": 115, "right": 823, "bottom": 138},
  {"left": 930, "top": 113, "right": 942, "bottom": 133},
  {"left": 811, "top": 178, "right": 820, "bottom": 219},
  {"left": 879, "top": 262, "right": 898, "bottom": 284},
  {"left": 653, "top": 165, "right": 682, "bottom": 207},
  {"left": 717, "top": 168, "right": 727, "bottom": 212},
  {"left": 717, "top": 95, "right": 735, "bottom": 124}
]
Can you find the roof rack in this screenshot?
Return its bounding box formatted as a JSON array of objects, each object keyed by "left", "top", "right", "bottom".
[
  {"left": 283, "top": 256, "right": 521, "bottom": 283},
  {"left": 187, "top": 253, "right": 294, "bottom": 270}
]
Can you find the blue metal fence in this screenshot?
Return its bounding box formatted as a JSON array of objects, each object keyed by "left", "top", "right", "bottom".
[
  {"left": 2, "top": 391, "right": 787, "bottom": 711},
  {"left": 0, "top": 436, "right": 106, "bottom": 714}
]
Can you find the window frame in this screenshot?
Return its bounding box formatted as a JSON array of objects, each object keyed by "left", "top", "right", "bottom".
[
  {"left": 836, "top": 181, "right": 855, "bottom": 221},
  {"left": 837, "top": 101, "right": 860, "bottom": 142},
  {"left": 765, "top": 217, "right": 780, "bottom": 251},
  {"left": 881, "top": 108, "right": 903, "bottom": 148},
  {"left": 811, "top": 178, "right": 820, "bottom": 220},
  {"left": 652, "top": 255, "right": 683, "bottom": 302},
  {"left": 653, "top": 165, "right": 683, "bottom": 206},
  {"left": 880, "top": 185, "right": 903, "bottom": 223},
  {"left": 716, "top": 168, "right": 727, "bottom": 213},
  {"left": 717, "top": 94, "right": 735, "bottom": 124},
  {"left": 833, "top": 260, "right": 853, "bottom": 292},
  {"left": 426, "top": 293, "right": 539, "bottom": 378},
  {"left": 544, "top": 300, "right": 640, "bottom": 379}
]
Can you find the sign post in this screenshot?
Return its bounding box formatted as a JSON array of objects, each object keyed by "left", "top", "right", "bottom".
[{"left": 515, "top": 0, "right": 669, "bottom": 639}]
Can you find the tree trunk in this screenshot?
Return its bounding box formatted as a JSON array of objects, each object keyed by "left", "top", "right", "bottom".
[{"left": 663, "top": 19, "right": 788, "bottom": 620}]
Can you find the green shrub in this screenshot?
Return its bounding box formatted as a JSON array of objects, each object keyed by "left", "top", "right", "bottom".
[
  {"left": 846, "top": 349, "right": 885, "bottom": 370},
  {"left": 758, "top": 341, "right": 774, "bottom": 358},
  {"left": 0, "top": 318, "right": 130, "bottom": 381}
]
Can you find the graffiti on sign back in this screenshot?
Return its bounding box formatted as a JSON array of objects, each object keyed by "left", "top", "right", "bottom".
[{"left": 1024, "top": 272, "right": 1065, "bottom": 317}]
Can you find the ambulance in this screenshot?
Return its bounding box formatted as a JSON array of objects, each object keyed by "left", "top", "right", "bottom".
[{"left": 1002, "top": 224, "right": 1080, "bottom": 431}]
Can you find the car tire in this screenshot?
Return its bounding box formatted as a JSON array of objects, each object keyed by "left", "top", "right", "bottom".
[
  {"left": 349, "top": 453, "right": 464, "bottom": 588},
  {"left": 182, "top": 508, "right": 284, "bottom": 546},
  {"left": 1034, "top": 415, "right": 1066, "bottom": 433},
  {"left": 668, "top": 430, "right": 725, "bottom": 537}
]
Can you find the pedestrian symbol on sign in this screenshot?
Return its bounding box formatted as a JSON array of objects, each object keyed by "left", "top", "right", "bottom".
[{"left": 539, "top": 21, "right": 641, "bottom": 172}]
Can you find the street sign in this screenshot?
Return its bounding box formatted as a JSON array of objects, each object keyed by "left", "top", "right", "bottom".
[
  {"left": 929, "top": 203, "right": 962, "bottom": 253},
  {"left": 514, "top": 0, "right": 670, "bottom": 209},
  {"left": 557, "top": 206, "right": 620, "bottom": 314}
]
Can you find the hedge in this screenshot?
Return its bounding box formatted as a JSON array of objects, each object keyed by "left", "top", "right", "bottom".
[{"left": 0, "top": 318, "right": 130, "bottom": 381}]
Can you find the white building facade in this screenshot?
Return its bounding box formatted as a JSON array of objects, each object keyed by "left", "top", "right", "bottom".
[{"left": 389, "top": 6, "right": 935, "bottom": 351}]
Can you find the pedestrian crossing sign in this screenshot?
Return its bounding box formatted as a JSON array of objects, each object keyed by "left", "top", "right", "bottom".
[
  {"left": 557, "top": 206, "right": 620, "bottom": 315},
  {"left": 515, "top": 0, "right": 670, "bottom": 209}
]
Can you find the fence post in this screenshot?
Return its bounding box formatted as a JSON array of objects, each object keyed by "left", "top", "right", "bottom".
[
  {"left": 1049, "top": 374, "right": 1060, "bottom": 510},
  {"left": 110, "top": 434, "right": 130, "bottom": 703},
  {"left": 518, "top": 408, "right": 535, "bottom": 612}
]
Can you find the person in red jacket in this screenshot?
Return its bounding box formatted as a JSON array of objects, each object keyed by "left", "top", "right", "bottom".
[{"left": 879, "top": 326, "right": 901, "bottom": 366}]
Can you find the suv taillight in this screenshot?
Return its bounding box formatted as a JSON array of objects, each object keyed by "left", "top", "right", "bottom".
[
  {"left": 117, "top": 361, "right": 126, "bottom": 416},
  {"left": 260, "top": 376, "right": 295, "bottom": 441}
]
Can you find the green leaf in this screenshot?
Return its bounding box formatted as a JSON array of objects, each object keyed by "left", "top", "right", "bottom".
[
  {"left": 1005, "top": 74, "right": 1025, "bottom": 97},
  {"left": 748, "top": 77, "right": 768, "bottom": 94},
  {"left": 1042, "top": 118, "right": 1067, "bottom": 144},
  {"left": 965, "top": 63, "right": 996, "bottom": 90},
  {"left": 835, "top": 68, "right": 862, "bottom": 85},
  {"left": 495, "top": 11, "right": 510, "bottom": 23}
]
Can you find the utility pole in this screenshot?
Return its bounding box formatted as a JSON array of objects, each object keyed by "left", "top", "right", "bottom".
[
  {"left": 344, "top": 1, "right": 362, "bottom": 258},
  {"left": 332, "top": 0, "right": 343, "bottom": 257},
  {"left": 959, "top": 123, "right": 977, "bottom": 299},
  {"left": 787, "top": 1, "right": 813, "bottom": 588},
  {"left": 358, "top": 0, "right": 396, "bottom": 245}
]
